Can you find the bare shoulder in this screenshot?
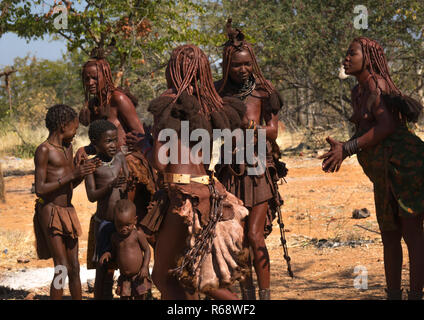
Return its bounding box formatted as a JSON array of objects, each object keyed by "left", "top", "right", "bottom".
[
  {"left": 367, "top": 75, "right": 389, "bottom": 95},
  {"left": 254, "top": 79, "right": 275, "bottom": 98},
  {"left": 34, "top": 142, "right": 50, "bottom": 162},
  {"left": 115, "top": 151, "right": 126, "bottom": 163},
  {"left": 35, "top": 141, "right": 49, "bottom": 155},
  {"left": 136, "top": 228, "right": 147, "bottom": 240},
  {"left": 375, "top": 75, "right": 390, "bottom": 95},
  {"left": 111, "top": 90, "right": 133, "bottom": 106}
]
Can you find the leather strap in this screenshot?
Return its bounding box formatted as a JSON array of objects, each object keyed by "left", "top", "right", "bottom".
[{"left": 163, "top": 173, "right": 210, "bottom": 185}]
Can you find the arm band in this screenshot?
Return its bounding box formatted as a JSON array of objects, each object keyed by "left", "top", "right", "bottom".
[{"left": 343, "top": 138, "right": 359, "bottom": 157}]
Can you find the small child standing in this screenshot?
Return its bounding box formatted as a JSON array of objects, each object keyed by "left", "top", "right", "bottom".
[
  {"left": 84, "top": 119, "right": 129, "bottom": 299},
  {"left": 33, "top": 104, "right": 99, "bottom": 300},
  {"left": 100, "top": 199, "right": 152, "bottom": 300}
]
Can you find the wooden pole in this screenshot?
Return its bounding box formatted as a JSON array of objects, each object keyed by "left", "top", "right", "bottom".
[{"left": 0, "top": 68, "right": 17, "bottom": 113}]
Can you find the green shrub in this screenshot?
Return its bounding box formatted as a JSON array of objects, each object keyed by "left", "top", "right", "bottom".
[{"left": 8, "top": 143, "right": 37, "bottom": 158}]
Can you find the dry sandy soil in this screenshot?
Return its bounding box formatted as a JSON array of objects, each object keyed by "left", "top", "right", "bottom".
[{"left": 0, "top": 155, "right": 415, "bottom": 300}]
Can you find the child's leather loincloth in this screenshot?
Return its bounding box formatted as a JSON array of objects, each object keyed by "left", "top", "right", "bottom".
[
  {"left": 33, "top": 200, "right": 82, "bottom": 259},
  {"left": 116, "top": 272, "right": 152, "bottom": 298}
]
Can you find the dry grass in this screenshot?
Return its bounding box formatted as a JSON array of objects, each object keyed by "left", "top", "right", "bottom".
[
  {"left": 0, "top": 125, "right": 90, "bottom": 160},
  {"left": 0, "top": 228, "right": 37, "bottom": 269}
]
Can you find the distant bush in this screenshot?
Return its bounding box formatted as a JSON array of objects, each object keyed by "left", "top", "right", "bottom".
[{"left": 8, "top": 143, "right": 37, "bottom": 159}]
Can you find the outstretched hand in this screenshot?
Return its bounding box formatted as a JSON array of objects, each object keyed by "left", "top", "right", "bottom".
[{"left": 317, "top": 136, "right": 346, "bottom": 173}]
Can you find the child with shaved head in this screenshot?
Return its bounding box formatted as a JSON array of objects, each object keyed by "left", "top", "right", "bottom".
[{"left": 85, "top": 119, "right": 129, "bottom": 299}]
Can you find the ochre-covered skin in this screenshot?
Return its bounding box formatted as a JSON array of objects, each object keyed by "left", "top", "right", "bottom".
[
  {"left": 320, "top": 37, "right": 424, "bottom": 299},
  {"left": 214, "top": 22, "right": 284, "bottom": 298},
  {"left": 78, "top": 55, "right": 157, "bottom": 237},
  {"left": 34, "top": 106, "right": 99, "bottom": 300},
  {"left": 138, "top": 45, "right": 249, "bottom": 300}
]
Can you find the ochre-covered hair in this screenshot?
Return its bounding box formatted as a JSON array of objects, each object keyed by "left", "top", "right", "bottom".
[
  {"left": 353, "top": 37, "right": 401, "bottom": 95},
  {"left": 166, "top": 44, "right": 224, "bottom": 116},
  {"left": 82, "top": 48, "right": 116, "bottom": 118},
  {"left": 219, "top": 18, "right": 274, "bottom": 95},
  {"left": 353, "top": 37, "right": 422, "bottom": 122},
  {"left": 149, "top": 45, "right": 247, "bottom": 134}
]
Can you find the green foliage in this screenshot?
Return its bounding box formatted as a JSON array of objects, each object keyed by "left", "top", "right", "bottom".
[
  {"left": 8, "top": 142, "right": 37, "bottom": 158},
  {"left": 1, "top": 0, "right": 206, "bottom": 87},
  {"left": 202, "top": 0, "right": 424, "bottom": 128},
  {"left": 0, "top": 51, "right": 84, "bottom": 125},
  {"left": 1, "top": 0, "right": 208, "bottom": 121},
  {"left": 1, "top": 0, "right": 424, "bottom": 133}
]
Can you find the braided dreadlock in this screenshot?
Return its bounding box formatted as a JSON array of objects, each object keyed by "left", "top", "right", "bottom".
[
  {"left": 81, "top": 49, "right": 139, "bottom": 120},
  {"left": 354, "top": 37, "right": 422, "bottom": 122},
  {"left": 149, "top": 44, "right": 247, "bottom": 134},
  {"left": 219, "top": 18, "right": 274, "bottom": 95},
  {"left": 166, "top": 44, "right": 224, "bottom": 116},
  {"left": 45, "top": 104, "right": 77, "bottom": 133},
  {"left": 353, "top": 37, "right": 401, "bottom": 95},
  {"left": 82, "top": 48, "right": 116, "bottom": 118}
]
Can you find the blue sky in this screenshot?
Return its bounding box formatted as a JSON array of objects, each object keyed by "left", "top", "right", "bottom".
[
  {"left": 0, "top": 33, "right": 67, "bottom": 67},
  {"left": 0, "top": 0, "right": 88, "bottom": 68}
]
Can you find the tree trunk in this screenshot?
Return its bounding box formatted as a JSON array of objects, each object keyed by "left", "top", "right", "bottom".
[
  {"left": 297, "top": 88, "right": 308, "bottom": 127},
  {"left": 306, "top": 90, "right": 314, "bottom": 129}
]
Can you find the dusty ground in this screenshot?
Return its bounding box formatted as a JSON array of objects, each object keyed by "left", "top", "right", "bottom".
[{"left": 0, "top": 155, "right": 414, "bottom": 300}]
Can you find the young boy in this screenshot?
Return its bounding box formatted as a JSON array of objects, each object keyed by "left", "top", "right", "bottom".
[
  {"left": 33, "top": 104, "right": 99, "bottom": 300},
  {"left": 84, "top": 119, "right": 129, "bottom": 299},
  {"left": 100, "top": 199, "right": 152, "bottom": 300}
]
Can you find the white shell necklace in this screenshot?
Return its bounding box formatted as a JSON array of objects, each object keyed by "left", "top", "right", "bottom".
[{"left": 101, "top": 156, "right": 115, "bottom": 167}]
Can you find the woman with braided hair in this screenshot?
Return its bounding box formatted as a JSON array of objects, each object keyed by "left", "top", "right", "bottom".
[
  {"left": 78, "top": 49, "right": 157, "bottom": 299},
  {"left": 128, "top": 44, "right": 250, "bottom": 300},
  {"left": 320, "top": 37, "right": 424, "bottom": 300},
  {"left": 214, "top": 19, "right": 285, "bottom": 300}
]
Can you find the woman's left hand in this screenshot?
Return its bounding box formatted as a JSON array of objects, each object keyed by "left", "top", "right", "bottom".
[{"left": 318, "top": 136, "right": 346, "bottom": 173}]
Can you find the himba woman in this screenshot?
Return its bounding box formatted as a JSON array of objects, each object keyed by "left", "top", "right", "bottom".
[
  {"left": 78, "top": 48, "right": 157, "bottom": 299},
  {"left": 214, "top": 19, "right": 286, "bottom": 300},
  {"left": 129, "top": 44, "right": 251, "bottom": 300},
  {"left": 320, "top": 37, "right": 424, "bottom": 300}
]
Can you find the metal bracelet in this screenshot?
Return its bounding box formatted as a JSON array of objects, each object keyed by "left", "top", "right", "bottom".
[{"left": 343, "top": 138, "right": 359, "bottom": 157}]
